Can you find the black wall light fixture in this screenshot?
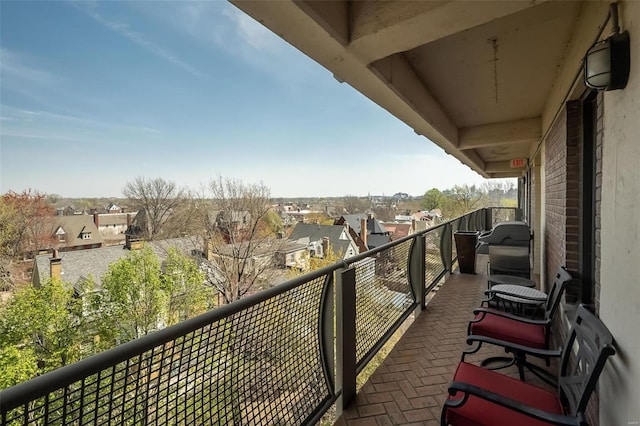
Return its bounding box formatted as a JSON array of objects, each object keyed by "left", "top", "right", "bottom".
[{"left": 583, "top": 3, "right": 630, "bottom": 91}]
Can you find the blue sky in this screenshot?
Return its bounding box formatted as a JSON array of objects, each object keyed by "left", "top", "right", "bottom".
[{"left": 0, "top": 1, "right": 490, "bottom": 198}]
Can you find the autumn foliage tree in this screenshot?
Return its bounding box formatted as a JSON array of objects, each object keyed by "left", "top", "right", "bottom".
[
  {"left": 0, "top": 190, "right": 56, "bottom": 257},
  {"left": 0, "top": 190, "right": 56, "bottom": 289}
]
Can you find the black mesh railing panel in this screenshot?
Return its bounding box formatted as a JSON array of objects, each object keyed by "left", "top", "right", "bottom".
[
  {"left": 353, "top": 240, "right": 413, "bottom": 367},
  {"left": 2, "top": 276, "right": 330, "bottom": 426},
  {"left": 424, "top": 229, "right": 444, "bottom": 288}
]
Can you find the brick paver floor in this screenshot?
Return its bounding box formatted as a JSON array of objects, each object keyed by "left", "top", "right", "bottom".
[{"left": 335, "top": 255, "right": 555, "bottom": 426}]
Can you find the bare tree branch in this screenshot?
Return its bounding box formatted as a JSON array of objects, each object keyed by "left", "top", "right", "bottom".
[{"left": 122, "top": 177, "right": 186, "bottom": 240}]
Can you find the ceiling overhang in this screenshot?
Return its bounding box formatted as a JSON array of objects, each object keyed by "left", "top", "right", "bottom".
[{"left": 231, "top": 0, "right": 610, "bottom": 178}]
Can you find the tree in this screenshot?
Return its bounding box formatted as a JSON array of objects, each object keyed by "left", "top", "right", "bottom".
[
  {"left": 0, "top": 278, "right": 90, "bottom": 389},
  {"left": 0, "top": 190, "right": 56, "bottom": 290},
  {"left": 287, "top": 246, "right": 343, "bottom": 278},
  {"left": 123, "top": 177, "right": 187, "bottom": 240},
  {"left": 97, "top": 246, "right": 167, "bottom": 343},
  {"left": 421, "top": 188, "right": 445, "bottom": 211},
  {"left": 159, "top": 190, "right": 205, "bottom": 239},
  {"left": 342, "top": 195, "right": 368, "bottom": 214},
  {"left": 259, "top": 210, "right": 284, "bottom": 237},
  {"left": 161, "top": 247, "right": 212, "bottom": 326},
  {"left": 0, "top": 190, "right": 56, "bottom": 257},
  {"left": 482, "top": 179, "right": 517, "bottom": 206},
  {"left": 199, "top": 177, "right": 282, "bottom": 304},
  {"left": 441, "top": 184, "right": 486, "bottom": 218}
]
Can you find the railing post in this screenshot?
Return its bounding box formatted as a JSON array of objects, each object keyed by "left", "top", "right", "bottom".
[
  {"left": 485, "top": 208, "right": 493, "bottom": 230},
  {"left": 319, "top": 273, "right": 335, "bottom": 402},
  {"left": 409, "top": 235, "right": 426, "bottom": 311},
  {"left": 336, "top": 266, "right": 357, "bottom": 415},
  {"left": 441, "top": 223, "right": 452, "bottom": 273}
]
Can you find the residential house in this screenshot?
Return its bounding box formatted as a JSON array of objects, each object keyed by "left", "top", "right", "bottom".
[
  {"left": 92, "top": 212, "right": 137, "bottom": 244},
  {"left": 411, "top": 210, "right": 441, "bottom": 232},
  {"left": 106, "top": 203, "right": 122, "bottom": 214},
  {"left": 288, "top": 223, "right": 359, "bottom": 260},
  {"left": 208, "top": 210, "right": 253, "bottom": 242},
  {"left": 203, "top": 238, "right": 307, "bottom": 270},
  {"left": 47, "top": 215, "right": 104, "bottom": 252},
  {"left": 335, "top": 213, "right": 392, "bottom": 251},
  {"left": 380, "top": 222, "right": 414, "bottom": 241},
  {"left": 32, "top": 237, "right": 200, "bottom": 292}
]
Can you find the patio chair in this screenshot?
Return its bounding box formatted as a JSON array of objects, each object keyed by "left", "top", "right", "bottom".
[
  {"left": 441, "top": 304, "right": 616, "bottom": 426},
  {"left": 467, "top": 267, "right": 572, "bottom": 383},
  {"left": 487, "top": 245, "right": 531, "bottom": 278}
]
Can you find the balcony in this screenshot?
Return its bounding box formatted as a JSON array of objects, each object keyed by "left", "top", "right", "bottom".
[
  {"left": 1, "top": 208, "right": 549, "bottom": 425},
  {"left": 335, "top": 253, "right": 555, "bottom": 425}
]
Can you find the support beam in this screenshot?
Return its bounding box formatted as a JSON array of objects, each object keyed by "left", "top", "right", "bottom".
[
  {"left": 485, "top": 160, "right": 524, "bottom": 173},
  {"left": 459, "top": 118, "right": 541, "bottom": 150},
  {"left": 371, "top": 54, "right": 458, "bottom": 145},
  {"left": 349, "top": 0, "right": 550, "bottom": 64},
  {"left": 489, "top": 171, "right": 525, "bottom": 178}
]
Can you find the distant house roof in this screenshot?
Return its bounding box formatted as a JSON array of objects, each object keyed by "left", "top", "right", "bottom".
[
  {"left": 381, "top": 223, "right": 413, "bottom": 240},
  {"left": 335, "top": 214, "right": 391, "bottom": 250},
  {"left": 211, "top": 240, "right": 305, "bottom": 258},
  {"left": 48, "top": 215, "right": 104, "bottom": 250},
  {"left": 367, "top": 234, "right": 392, "bottom": 249},
  {"left": 338, "top": 214, "right": 389, "bottom": 235},
  {"left": 95, "top": 212, "right": 137, "bottom": 227},
  {"left": 33, "top": 237, "right": 200, "bottom": 292},
  {"left": 288, "top": 223, "right": 356, "bottom": 258}
]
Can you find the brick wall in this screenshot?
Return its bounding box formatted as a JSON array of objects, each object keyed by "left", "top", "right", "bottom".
[
  {"left": 544, "top": 106, "right": 567, "bottom": 284},
  {"left": 594, "top": 91, "right": 603, "bottom": 314},
  {"left": 545, "top": 95, "right": 604, "bottom": 426},
  {"left": 565, "top": 101, "right": 582, "bottom": 274}
]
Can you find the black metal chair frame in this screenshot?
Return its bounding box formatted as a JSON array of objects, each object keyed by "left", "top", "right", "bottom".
[
  {"left": 442, "top": 304, "right": 616, "bottom": 426},
  {"left": 467, "top": 267, "right": 573, "bottom": 384}
]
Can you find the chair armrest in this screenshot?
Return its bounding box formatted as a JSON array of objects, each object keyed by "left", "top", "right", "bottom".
[
  {"left": 472, "top": 307, "right": 549, "bottom": 325},
  {"left": 445, "top": 381, "right": 581, "bottom": 426},
  {"left": 465, "top": 335, "right": 562, "bottom": 360},
  {"left": 485, "top": 289, "right": 547, "bottom": 303}
]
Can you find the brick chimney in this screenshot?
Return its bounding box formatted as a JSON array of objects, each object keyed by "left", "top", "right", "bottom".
[
  {"left": 321, "top": 237, "right": 330, "bottom": 258},
  {"left": 360, "top": 217, "right": 368, "bottom": 250},
  {"left": 127, "top": 213, "right": 132, "bottom": 227},
  {"left": 204, "top": 236, "right": 214, "bottom": 261},
  {"left": 50, "top": 249, "right": 62, "bottom": 280},
  {"left": 125, "top": 234, "right": 143, "bottom": 250},
  {"left": 93, "top": 213, "right": 99, "bottom": 227}
]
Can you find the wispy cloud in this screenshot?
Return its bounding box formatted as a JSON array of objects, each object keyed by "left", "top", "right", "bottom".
[
  {"left": 0, "top": 47, "right": 105, "bottom": 112},
  {"left": 0, "top": 48, "right": 56, "bottom": 85},
  {"left": 221, "top": 7, "right": 284, "bottom": 53},
  {"left": 77, "top": 3, "right": 206, "bottom": 78},
  {"left": 0, "top": 105, "right": 162, "bottom": 138}
]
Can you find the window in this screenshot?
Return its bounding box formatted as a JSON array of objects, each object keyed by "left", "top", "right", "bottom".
[
  {"left": 81, "top": 232, "right": 91, "bottom": 240},
  {"left": 55, "top": 227, "right": 66, "bottom": 242}
]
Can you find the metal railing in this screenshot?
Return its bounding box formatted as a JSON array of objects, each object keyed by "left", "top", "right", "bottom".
[{"left": 0, "top": 207, "right": 516, "bottom": 425}]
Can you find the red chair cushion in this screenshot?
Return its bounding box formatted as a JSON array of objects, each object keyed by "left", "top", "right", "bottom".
[
  {"left": 446, "top": 362, "right": 562, "bottom": 426},
  {"left": 470, "top": 311, "right": 546, "bottom": 348}
]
